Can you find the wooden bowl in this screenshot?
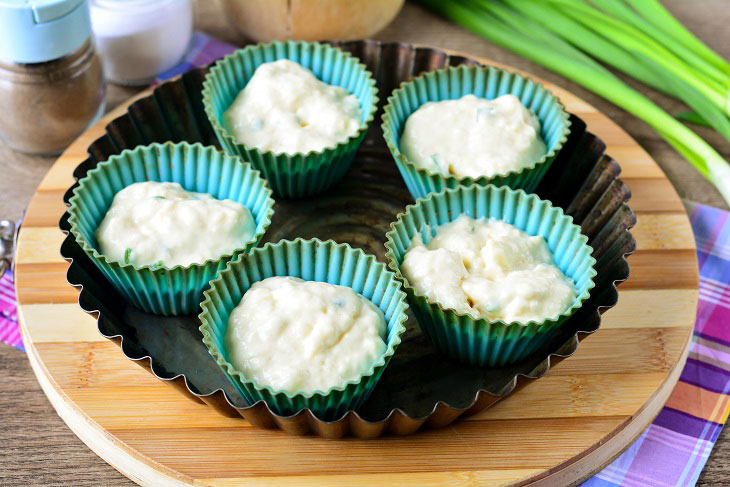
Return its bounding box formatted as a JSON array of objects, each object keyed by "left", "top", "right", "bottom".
[{"left": 219, "top": 0, "right": 405, "bottom": 41}]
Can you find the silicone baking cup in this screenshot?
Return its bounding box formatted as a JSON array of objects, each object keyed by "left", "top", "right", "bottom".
[
  {"left": 385, "top": 185, "right": 596, "bottom": 367},
  {"left": 66, "top": 142, "right": 275, "bottom": 315},
  {"left": 199, "top": 238, "right": 409, "bottom": 420},
  {"left": 202, "top": 41, "right": 379, "bottom": 199},
  {"left": 381, "top": 64, "right": 571, "bottom": 200}
]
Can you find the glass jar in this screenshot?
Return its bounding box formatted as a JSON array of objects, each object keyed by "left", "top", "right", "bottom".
[
  {"left": 0, "top": 0, "right": 106, "bottom": 156},
  {"left": 0, "top": 40, "right": 105, "bottom": 156},
  {"left": 91, "top": 0, "right": 194, "bottom": 86}
]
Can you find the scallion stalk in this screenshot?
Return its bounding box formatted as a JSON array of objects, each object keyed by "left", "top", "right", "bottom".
[
  {"left": 627, "top": 0, "right": 730, "bottom": 78},
  {"left": 588, "top": 0, "right": 730, "bottom": 87},
  {"left": 499, "top": 0, "right": 676, "bottom": 96},
  {"left": 491, "top": 0, "right": 730, "bottom": 144},
  {"left": 544, "top": 0, "right": 727, "bottom": 110}
]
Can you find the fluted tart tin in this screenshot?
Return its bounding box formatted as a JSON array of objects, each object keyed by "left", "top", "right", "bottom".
[
  {"left": 66, "top": 141, "right": 275, "bottom": 315},
  {"left": 59, "top": 41, "right": 635, "bottom": 437},
  {"left": 202, "top": 40, "right": 379, "bottom": 199},
  {"left": 385, "top": 184, "right": 596, "bottom": 367},
  {"left": 199, "top": 238, "right": 409, "bottom": 420},
  {"left": 381, "top": 64, "right": 571, "bottom": 200}
]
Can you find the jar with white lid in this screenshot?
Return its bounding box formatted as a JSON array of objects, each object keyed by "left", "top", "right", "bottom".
[{"left": 90, "top": 0, "right": 194, "bottom": 85}]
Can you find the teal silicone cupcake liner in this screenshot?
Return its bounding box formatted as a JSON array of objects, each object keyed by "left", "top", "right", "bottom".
[
  {"left": 381, "top": 64, "right": 571, "bottom": 200},
  {"left": 67, "top": 142, "right": 275, "bottom": 316},
  {"left": 202, "top": 41, "right": 379, "bottom": 199},
  {"left": 198, "top": 238, "right": 409, "bottom": 420},
  {"left": 384, "top": 185, "right": 596, "bottom": 367}
]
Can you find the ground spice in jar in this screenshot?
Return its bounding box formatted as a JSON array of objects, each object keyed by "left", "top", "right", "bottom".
[
  {"left": 0, "top": 0, "right": 106, "bottom": 156},
  {"left": 0, "top": 40, "right": 105, "bottom": 156}
]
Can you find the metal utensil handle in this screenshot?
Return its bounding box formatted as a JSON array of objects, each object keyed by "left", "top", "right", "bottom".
[{"left": 0, "top": 219, "right": 15, "bottom": 276}]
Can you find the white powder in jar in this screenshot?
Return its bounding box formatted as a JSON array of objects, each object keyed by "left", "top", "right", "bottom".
[{"left": 90, "top": 0, "right": 193, "bottom": 85}]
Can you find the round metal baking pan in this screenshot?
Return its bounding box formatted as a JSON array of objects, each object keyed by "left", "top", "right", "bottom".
[{"left": 59, "top": 41, "right": 635, "bottom": 438}]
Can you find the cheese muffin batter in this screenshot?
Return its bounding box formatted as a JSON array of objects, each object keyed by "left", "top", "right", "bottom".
[
  {"left": 401, "top": 215, "right": 576, "bottom": 323},
  {"left": 222, "top": 59, "right": 362, "bottom": 155},
  {"left": 400, "top": 94, "right": 546, "bottom": 179},
  {"left": 225, "top": 276, "right": 387, "bottom": 395},
  {"left": 96, "top": 181, "right": 256, "bottom": 267}
]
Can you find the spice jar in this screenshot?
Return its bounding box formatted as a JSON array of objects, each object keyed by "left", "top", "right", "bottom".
[
  {"left": 90, "top": 0, "right": 194, "bottom": 86},
  {"left": 0, "top": 0, "right": 105, "bottom": 156}
]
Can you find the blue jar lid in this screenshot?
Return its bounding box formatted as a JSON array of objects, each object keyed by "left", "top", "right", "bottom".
[{"left": 0, "top": 0, "right": 92, "bottom": 64}]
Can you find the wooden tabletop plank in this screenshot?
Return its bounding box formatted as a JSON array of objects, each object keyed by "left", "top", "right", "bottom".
[
  {"left": 201, "top": 471, "right": 544, "bottom": 487},
  {"left": 106, "top": 416, "right": 627, "bottom": 477}
]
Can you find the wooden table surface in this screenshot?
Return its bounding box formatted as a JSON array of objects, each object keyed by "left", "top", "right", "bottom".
[{"left": 1, "top": 1, "right": 729, "bottom": 485}]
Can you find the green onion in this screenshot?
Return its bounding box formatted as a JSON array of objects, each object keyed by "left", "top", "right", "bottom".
[
  {"left": 493, "top": 0, "right": 730, "bottom": 150},
  {"left": 544, "top": 0, "right": 726, "bottom": 107},
  {"left": 626, "top": 0, "right": 730, "bottom": 78},
  {"left": 413, "top": 0, "right": 730, "bottom": 205},
  {"left": 498, "top": 0, "right": 675, "bottom": 96},
  {"left": 494, "top": 0, "right": 730, "bottom": 140},
  {"left": 588, "top": 0, "right": 729, "bottom": 87},
  {"left": 124, "top": 248, "right": 132, "bottom": 265}
]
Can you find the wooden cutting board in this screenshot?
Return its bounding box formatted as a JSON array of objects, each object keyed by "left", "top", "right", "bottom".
[{"left": 14, "top": 53, "right": 697, "bottom": 486}]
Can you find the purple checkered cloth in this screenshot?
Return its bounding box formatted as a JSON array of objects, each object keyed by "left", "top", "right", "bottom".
[
  {"left": 155, "top": 31, "right": 237, "bottom": 82},
  {"left": 582, "top": 202, "right": 730, "bottom": 487},
  {"left": 0, "top": 270, "right": 20, "bottom": 350},
  {"left": 1, "top": 32, "right": 729, "bottom": 486}
]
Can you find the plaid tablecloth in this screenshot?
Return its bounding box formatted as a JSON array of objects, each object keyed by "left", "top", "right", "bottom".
[
  {"left": 582, "top": 202, "right": 730, "bottom": 487},
  {"left": 0, "top": 270, "right": 19, "bottom": 350},
  {"left": 2, "top": 32, "right": 729, "bottom": 487}
]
